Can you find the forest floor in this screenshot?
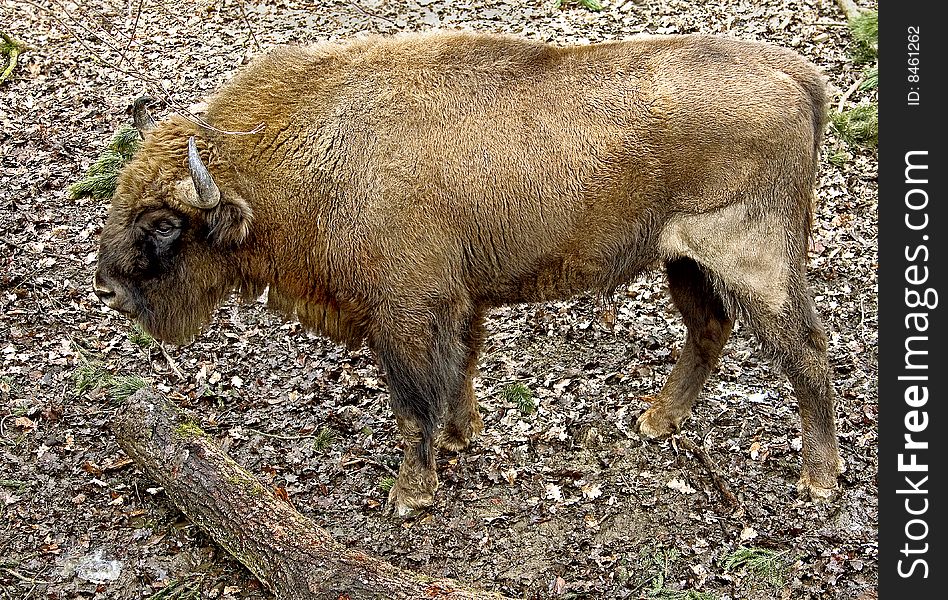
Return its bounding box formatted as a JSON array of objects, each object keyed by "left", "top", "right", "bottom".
[{"left": 1, "top": 1, "right": 878, "bottom": 599}]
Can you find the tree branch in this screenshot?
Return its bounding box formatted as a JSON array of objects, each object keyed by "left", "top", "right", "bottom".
[
  {"left": 7, "top": 0, "right": 264, "bottom": 136},
  {"left": 112, "top": 388, "right": 512, "bottom": 600},
  {"left": 0, "top": 32, "right": 28, "bottom": 84}
]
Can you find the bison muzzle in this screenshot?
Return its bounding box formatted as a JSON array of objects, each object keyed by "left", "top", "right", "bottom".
[{"left": 94, "top": 30, "right": 843, "bottom": 515}]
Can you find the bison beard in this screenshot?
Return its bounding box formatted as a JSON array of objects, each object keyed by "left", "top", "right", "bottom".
[{"left": 94, "top": 30, "right": 843, "bottom": 516}]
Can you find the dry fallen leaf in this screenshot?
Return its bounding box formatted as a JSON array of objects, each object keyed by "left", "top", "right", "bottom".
[
  {"left": 740, "top": 526, "right": 758, "bottom": 541},
  {"left": 749, "top": 441, "right": 762, "bottom": 459},
  {"left": 581, "top": 482, "right": 602, "bottom": 499},
  {"left": 13, "top": 416, "right": 36, "bottom": 431}
]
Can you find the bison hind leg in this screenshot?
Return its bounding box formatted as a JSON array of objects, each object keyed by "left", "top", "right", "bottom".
[
  {"left": 387, "top": 414, "right": 441, "bottom": 517},
  {"left": 637, "top": 258, "right": 734, "bottom": 438},
  {"left": 745, "top": 292, "right": 843, "bottom": 502},
  {"left": 719, "top": 264, "right": 842, "bottom": 502},
  {"left": 437, "top": 408, "right": 484, "bottom": 453}
]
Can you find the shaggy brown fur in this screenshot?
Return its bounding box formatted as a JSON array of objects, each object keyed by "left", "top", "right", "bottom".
[{"left": 94, "top": 30, "right": 842, "bottom": 515}]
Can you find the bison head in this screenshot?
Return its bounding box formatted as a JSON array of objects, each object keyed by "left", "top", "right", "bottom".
[{"left": 93, "top": 106, "right": 254, "bottom": 344}]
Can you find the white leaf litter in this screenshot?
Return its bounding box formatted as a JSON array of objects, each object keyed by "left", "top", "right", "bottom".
[
  {"left": 740, "top": 526, "right": 758, "bottom": 541},
  {"left": 666, "top": 478, "right": 697, "bottom": 494},
  {"left": 545, "top": 483, "right": 563, "bottom": 501},
  {"left": 581, "top": 482, "right": 602, "bottom": 500},
  {"left": 75, "top": 549, "right": 122, "bottom": 584}
]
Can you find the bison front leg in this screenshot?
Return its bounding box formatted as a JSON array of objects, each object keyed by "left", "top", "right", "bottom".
[
  {"left": 373, "top": 310, "right": 471, "bottom": 516},
  {"left": 637, "top": 259, "right": 733, "bottom": 438},
  {"left": 389, "top": 414, "right": 440, "bottom": 516},
  {"left": 437, "top": 310, "right": 486, "bottom": 453},
  {"left": 376, "top": 353, "right": 441, "bottom": 517}
]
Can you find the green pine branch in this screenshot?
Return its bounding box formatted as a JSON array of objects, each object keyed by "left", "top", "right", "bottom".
[{"left": 69, "top": 125, "right": 142, "bottom": 200}]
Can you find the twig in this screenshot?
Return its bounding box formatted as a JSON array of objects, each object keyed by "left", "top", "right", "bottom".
[
  {"left": 858, "top": 294, "right": 868, "bottom": 345},
  {"left": 7, "top": 0, "right": 265, "bottom": 136},
  {"left": 347, "top": 0, "right": 399, "bottom": 28},
  {"left": 45, "top": 0, "right": 128, "bottom": 56},
  {"left": 340, "top": 455, "right": 398, "bottom": 477},
  {"left": 244, "top": 427, "right": 320, "bottom": 441},
  {"left": 676, "top": 435, "right": 743, "bottom": 512},
  {"left": 157, "top": 342, "right": 186, "bottom": 381},
  {"left": 144, "top": 0, "right": 188, "bottom": 27},
  {"left": 118, "top": 0, "right": 145, "bottom": 68},
  {"left": 0, "top": 567, "right": 48, "bottom": 585},
  {"left": 836, "top": 76, "right": 865, "bottom": 113},
  {"left": 238, "top": 0, "right": 261, "bottom": 52}
]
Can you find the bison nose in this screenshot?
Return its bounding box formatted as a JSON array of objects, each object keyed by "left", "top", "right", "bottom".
[
  {"left": 92, "top": 272, "right": 138, "bottom": 317},
  {"left": 94, "top": 286, "right": 116, "bottom": 303},
  {"left": 92, "top": 273, "right": 116, "bottom": 302}
]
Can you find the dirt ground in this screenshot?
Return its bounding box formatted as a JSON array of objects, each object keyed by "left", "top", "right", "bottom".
[{"left": 0, "top": 1, "right": 878, "bottom": 598}]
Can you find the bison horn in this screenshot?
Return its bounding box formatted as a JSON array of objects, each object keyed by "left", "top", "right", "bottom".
[
  {"left": 132, "top": 96, "right": 157, "bottom": 133},
  {"left": 185, "top": 136, "right": 221, "bottom": 209}
]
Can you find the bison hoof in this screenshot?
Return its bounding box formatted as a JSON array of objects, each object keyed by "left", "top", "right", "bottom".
[
  {"left": 797, "top": 480, "right": 839, "bottom": 503},
  {"left": 386, "top": 471, "right": 439, "bottom": 517},
  {"left": 796, "top": 456, "right": 845, "bottom": 503},
  {"left": 437, "top": 411, "right": 484, "bottom": 452},
  {"left": 437, "top": 432, "right": 472, "bottom": 453},
  {"left": 796, "top": 468, "right": 841, "bottom": 503},
  {"left": 636, "top": 404, "right": 683, "bottom": 439},
  {"left": 387, "top": 486, "right": 435, "bottom": 517}
]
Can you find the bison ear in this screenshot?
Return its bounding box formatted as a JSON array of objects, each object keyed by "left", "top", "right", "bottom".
[{"left": 206, "top": 195, "right": 253, "bottom": 247}]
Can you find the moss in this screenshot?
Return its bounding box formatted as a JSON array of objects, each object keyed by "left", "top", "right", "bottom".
[
  {"left": 849, "top": 11, "right": 878, "bottom": 50},
  {"left": 128, "top": 325, "right": 156, "bottom": 349},
  {"left": 1, "top": 32, "right": 28, "bottom": 84},
  {"left": 827, "top": 150, "right": 851, "bottom": 168},
  {"left": 312, "top": 427, "right": 338, "bottom": 452},
  {"left": 846, "top": 10, "right": 877, "bottom": 65},
  {"left": 557, "top": 0, "right": 603, "bottom": 11},
  {"left": 174, "top": 420, "right": 206, "bottom": 439},
  {"left": 74, "top": 362, "right": 113, "bottom": 396},
  {"left": 109, "top": 374, "right": 148, "bottom": 402},
  {"left": 860, "top": 65, "right": 878, "bottom": 91},
  {"left": 723, "top": 547, "right": 796, "bottom": 589},
  {"left": 145, "top": 574, "right": 202, "bottom": 599}
]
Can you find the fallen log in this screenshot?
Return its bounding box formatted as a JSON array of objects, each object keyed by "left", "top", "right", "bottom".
[{"left": 112, "top": 388, "right": 509, "bottom": 600}]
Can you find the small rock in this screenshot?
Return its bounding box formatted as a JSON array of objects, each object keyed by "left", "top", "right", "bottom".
[{"left": 75, "top": 550, "right": 122, "bottom": 584}]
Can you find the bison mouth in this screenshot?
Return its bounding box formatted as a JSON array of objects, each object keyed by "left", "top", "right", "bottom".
[
  {"left": 123, "top": 306, "right": 206, "bottom": 346},
  {"left": 94, "top": 261, "right": 241, "bottom": 346},
  {"left": 93, "top": 279, "right": 204, "bottom": 345},
  {"left": 93, "top": 276, "right": 140, "bottom": 319}
]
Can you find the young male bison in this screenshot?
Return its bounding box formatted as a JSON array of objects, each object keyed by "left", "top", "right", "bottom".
[{"left": 94, "top": 30, "right": 843, "bottom": 515}]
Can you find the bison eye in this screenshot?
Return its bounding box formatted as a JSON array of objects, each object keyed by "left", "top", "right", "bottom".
[{"left": 154, "top": 221, "right": 178, "bottom": 238}]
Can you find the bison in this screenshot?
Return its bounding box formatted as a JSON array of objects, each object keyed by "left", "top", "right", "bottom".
[{"left": 94, "top": 30, "right": 843, "bottom": 515}]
